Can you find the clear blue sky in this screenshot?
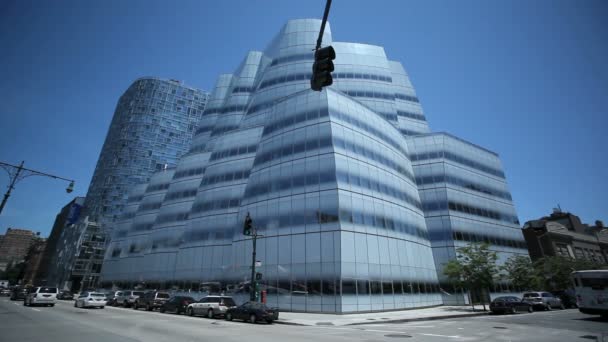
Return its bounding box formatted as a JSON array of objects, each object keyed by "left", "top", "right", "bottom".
[{"left": 0, "top": 0, "right": 606, "bottom": 236}]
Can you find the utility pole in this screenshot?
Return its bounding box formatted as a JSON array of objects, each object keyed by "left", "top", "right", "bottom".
[{"left": 0, "top": 160, "right": 75, "bottom": 216}]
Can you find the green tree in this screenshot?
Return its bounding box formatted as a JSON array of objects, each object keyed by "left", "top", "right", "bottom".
[
  {"left": 501, "top": 255, "right": 541, "bottom": 290},
  {"left": 533, "top": 256, "right": 603, "bottom": 291},
  {"left": 443, "top": 242, "right": 498, "bottom": 311}
]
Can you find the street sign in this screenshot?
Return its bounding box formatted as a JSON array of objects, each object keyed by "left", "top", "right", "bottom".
[{"left": 255, "top": 261, "right": 262, "bottom": 267}]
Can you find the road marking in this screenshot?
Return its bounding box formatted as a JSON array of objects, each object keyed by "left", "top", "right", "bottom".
[
  {"left": 420, "top": 333, "right": 460, "bottom": 338},
  {"left": 32, "top": 308, "right": 41, "bottom": 312}
]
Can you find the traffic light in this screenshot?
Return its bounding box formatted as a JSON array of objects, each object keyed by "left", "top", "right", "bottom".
[
  {"left": 243, "top": 212, "right": 253, "bottom": 236},
  {"left": 310, "top": 46, "right": 336, "bottom": 91}
]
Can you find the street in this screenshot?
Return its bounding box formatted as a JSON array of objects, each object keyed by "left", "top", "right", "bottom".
[{"left": 0, "top": 297, "right": 606, "bottom": 342}]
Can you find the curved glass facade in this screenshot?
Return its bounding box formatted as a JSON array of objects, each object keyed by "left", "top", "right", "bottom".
[
  {"left": 100, "top": 19, "right": 525, "bottom": 312},
  {"left": 82, "top": 78, "right": 209, "bottom": 225}
]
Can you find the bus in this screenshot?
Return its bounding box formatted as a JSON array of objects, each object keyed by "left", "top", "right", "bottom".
[{"left": 571, "top": 270, "right": 608, "bottom": 318}]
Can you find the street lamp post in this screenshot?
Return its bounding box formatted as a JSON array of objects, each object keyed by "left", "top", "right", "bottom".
[{"left": 0, "top": 160, "right": 75, "bottom": 216}]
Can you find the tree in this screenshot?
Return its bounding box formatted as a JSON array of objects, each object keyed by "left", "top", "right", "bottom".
[
  {"left": 443, "top": 242, "right": 498, "bottom": 311},
  {"left": 501, "top": 255, "right": 541, "bottom": 290},
  {"left": 533, "top": 256, "right": 603, "bottom": 291}
]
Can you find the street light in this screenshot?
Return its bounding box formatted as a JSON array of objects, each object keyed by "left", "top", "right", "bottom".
[{"left": 0, "top": 160, "right": 75, "bottom": 216}]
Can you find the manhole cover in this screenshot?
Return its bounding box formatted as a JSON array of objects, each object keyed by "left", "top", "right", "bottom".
[
  {"left": 384, "top": 334, "right": 412, "bottom": 338},
  {"left": 316, "top": 322, "right": 334, "bottom": 326},
  {"left": 493, "top": 326, "right": 508, "bottom": 330}
]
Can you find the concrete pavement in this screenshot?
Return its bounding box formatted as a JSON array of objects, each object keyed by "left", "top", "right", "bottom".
[
  {"left": 1, "top": 297, "right": 606, "bottom": 342},
  {"left": 277, "top": 305, "right": 489, "bottom": 326}
]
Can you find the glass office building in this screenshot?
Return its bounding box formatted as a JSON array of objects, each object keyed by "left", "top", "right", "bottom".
[
  {"left": 407, "top": 133, "right": 527, "bottom": 304},
  {"left": 82, "top": 78, "right": 209, "bottom": 226},
  {"left": 100, "top": 19, "right": 524, "bottom": 312}
]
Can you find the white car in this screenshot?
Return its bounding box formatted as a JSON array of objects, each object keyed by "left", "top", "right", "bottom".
[
  {"left": 74, "top": 292, "right": 107, "bottom": 309},
  {"left": 186, "top": 296, "right": 237, "bottom": 318},
  {"left": 24, "top": 287, "right": 58, "bottom": 307}
]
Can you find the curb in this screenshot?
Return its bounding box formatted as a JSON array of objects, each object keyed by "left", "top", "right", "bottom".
[
  {"left": 347, "top": 312, "right": 489, "bottom": 325},
  {"left": 273, "top": 320, "right": 309, "bottom": 326},
  {"left": 274, "top": 312, "right": 489, "bottom": 327}
]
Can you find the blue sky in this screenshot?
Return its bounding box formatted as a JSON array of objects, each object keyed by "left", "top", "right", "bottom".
[{"left": 0, "top": 0, "right": 606, "bottom": 236}]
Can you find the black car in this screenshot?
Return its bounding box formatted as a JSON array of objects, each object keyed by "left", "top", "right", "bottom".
[
  {"left": 225, "top": 302, "right": 279, "bottom": 324},
  {"left": 551, "top": 290, "right": 577, "bottom": 309},
  {"left": 9, "top": 288, "right": 27, "bottom": 301},
  {"left": 490, "top": 296, "right": 533, "bottom": 314},
  {"left": 57, "top": 291, "right": 74, "bottom": 300},
  {"left": 133, "top": 291, "right": 171, "bottom": 311},
  {"left": 159, "top": 296, "right": 195, "bottom": 314}
]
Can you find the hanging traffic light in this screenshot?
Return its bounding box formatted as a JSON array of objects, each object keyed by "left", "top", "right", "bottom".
[
  {"left": 243, "top": 212, "right": 253, "bottom": 236},
  {"left": 310, "top": 46, "right": 336, "bottom": 91}
]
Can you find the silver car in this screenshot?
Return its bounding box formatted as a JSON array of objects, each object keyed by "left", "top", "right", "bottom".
[
  {"left": 24, "top": 287, "right": 58, "bottom": 307},
  {"left": 522, "top": 291, "right": 565, "bottom": 310},
  {"left": 115, "top": 290, "right": 145, "bottom": 307},
  {"left": 186, "top": 296, "right": 237, "bottom": 318}
]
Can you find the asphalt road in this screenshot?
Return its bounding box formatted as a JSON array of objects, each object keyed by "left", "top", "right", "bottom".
[{"left": 0, "top": 297, "right": 606, "bottom": 342}]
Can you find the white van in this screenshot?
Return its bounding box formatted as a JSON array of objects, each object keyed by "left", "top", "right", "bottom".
[
  {"left": 572, "top": 270, "right": 608, "bottom": 318},
  {"left": 24, "top": 287, "right": 58, "bottom": 307}
]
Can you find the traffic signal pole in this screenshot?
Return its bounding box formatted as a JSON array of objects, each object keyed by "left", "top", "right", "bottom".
[
  {"left": 315, "top": 0, "right": 332, "bottom": 51},
  {"left": 243, "top": 213, "right": 260, "bottom": 301},
  {"left": 250, "top": 230, "right": 257, "bottom": 302},
  {"left": 311, "top": 0, "right": 336, "bottom": 91}
]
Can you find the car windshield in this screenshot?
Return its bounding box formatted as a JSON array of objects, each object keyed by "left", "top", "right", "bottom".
[
  {"left": 523, "top": 293, "right": 540, "bottom": 298},
  {"left": 133, "top": 291, "right": 145, "bottom": 296},
  {"left": 494, "top": 297, "right": 512, "bottom": 301},
  {"left": 221, "top": 298, "right": 236, "bottom": 306},
  {"left": 90, "top": 293, "right": 106, "bottom": 298},
  {"left": 39, "top": 287, "right": 58, "bottom": 293},
  {"left": 157, "top": 293, "right": 170, "bottom": 298},
  {"left": 246, "top": 302, "right": 268, "bottom": 310}
]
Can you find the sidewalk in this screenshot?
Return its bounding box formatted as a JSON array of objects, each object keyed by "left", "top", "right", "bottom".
[{"left": 276, "top": 305, "right": 489, "bottom": 326}]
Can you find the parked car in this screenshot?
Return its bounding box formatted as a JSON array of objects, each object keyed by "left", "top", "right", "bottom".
[
  {"left": 116, "top": 290, "right": 145, "bottom": 307},
  {"left": 490, "top": 296, "right": 533, "bottom": 314},
  {"left": 24, "top": 286, "right": 58, "bottom": 307},
  {"left": 552, "top": 290, "right": 577, "bottom": 309},
  {"left": 9, "top": 287, "right": 27, "bottom": 301},
  {"left": 159, "top": 296, "right": 195, "bottom": 314},
  {"left": 522, "top": 291, "right": 565, "bottom": 310},
  {"left": 0, "top": 288, "right": 12, "bottom": 296},
  {"left": 225, "top": 302, "right": 279, "bottom": 324},
  {"left": 57, "top": 291, "right": 74, "bottom": 300},
  {"left": 105, "top": 290, "right": 124, "bottom": 306},
  {"left": 74, "top": 292, "right": 107, "bottom": 309},
  {"left": 186, "top": 295, "right": 237, "bottom": 318},
  {"left": 133, "top": 291, "right": 171, "bottom": 311}
]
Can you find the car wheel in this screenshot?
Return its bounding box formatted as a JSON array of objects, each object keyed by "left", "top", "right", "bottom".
[
  {"left": 23, "top": 300, "right": 28, "bottom": 306},
  {"left": 207, "top": 309, "right": 214, "bottom": 319},
  {"left": 527, "top": 306, "right": 533, "bottom": 313},
  {"left": 187, "top": 307, "right": 194, "bottom": 316},
  {"left": 74, "top": 301, "right": 77, "bottom": 307},
  {"left": 123, "top": 301, "right": 129, "bottom": 308},
  {"left": 133, "top": 302, "right": 138, "bottom": 310},
  {"left": 249, "top": 314, "right": 257, "bottom": 324},
  {"left": 266, "top": 319, "right": 273, "bottom": 324},
  {"left": 100, "top": 306, "right": 104, "bottom": 309},
  {"left": 545, "top": 304, "right": 552, "bottom": 311},
  {"left": 226, "top": 313, "right": 233, "bottom": 321},
  {"left": 559, "top": 303, "right": 565, "bottom": 310},
  {"left": 146, "top": 304, "right": 152, "bottom": 311},
  {"left": 159, "top": 307, "right": 165, "bottom": 313},
  {"left": 510, "top": 307, "right": 517, "bottom": 314}
]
